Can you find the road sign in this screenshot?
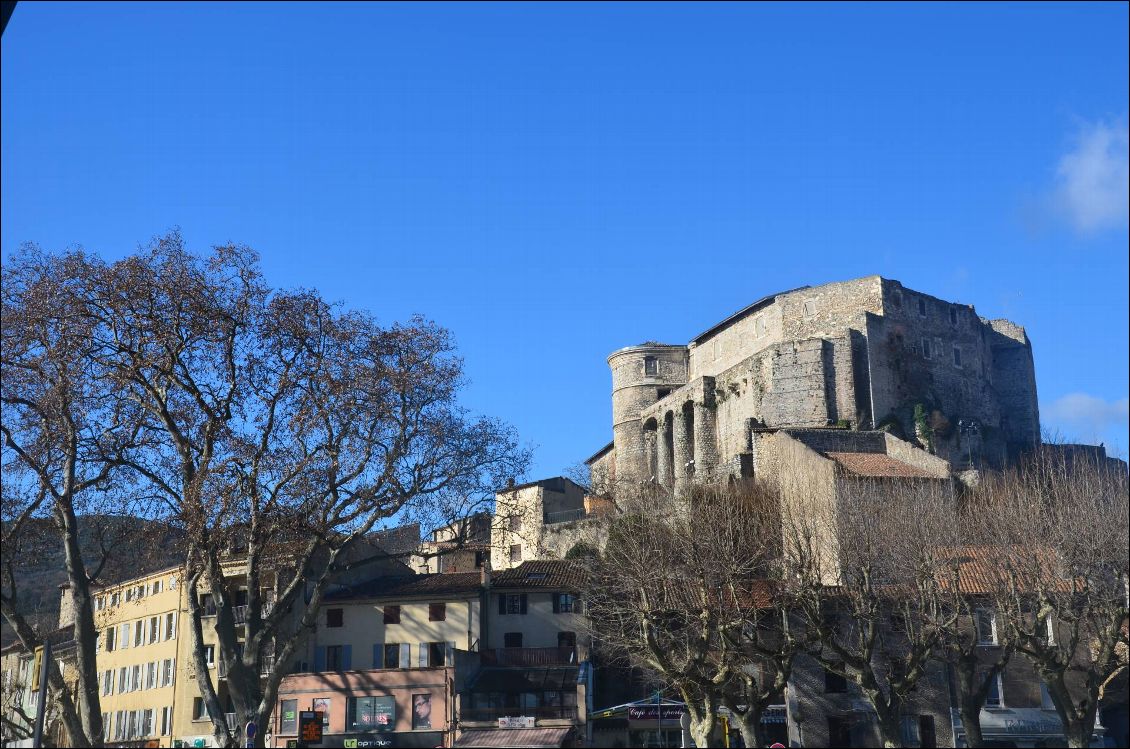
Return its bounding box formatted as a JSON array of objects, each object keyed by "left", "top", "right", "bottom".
[{"left": 31, "top": 647, "right": 44, "bottom": 691}]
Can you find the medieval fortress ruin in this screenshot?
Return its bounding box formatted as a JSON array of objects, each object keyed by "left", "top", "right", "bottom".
[{"left": 586, "top": 275, "right": 1041, "bottom": 493}]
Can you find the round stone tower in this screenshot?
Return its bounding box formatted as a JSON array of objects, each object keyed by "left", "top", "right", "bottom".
[{"left": 607, "top": 343, "right": 688, "bottom": 487}]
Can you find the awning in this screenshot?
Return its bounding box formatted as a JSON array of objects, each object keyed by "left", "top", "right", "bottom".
[{"left": 453, "top": 727, "right": 571, "bottom": 747}]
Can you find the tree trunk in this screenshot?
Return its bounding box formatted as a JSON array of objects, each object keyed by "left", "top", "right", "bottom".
[
  {"left": 959, "top": 704, "right": 986, "bottom": 748},
  {"left": 1062, "top": 719, "right": 1094, "bottom": 749},
  {"left": 58, "top": 498, "right": 104, "bottom": 747},
  {"left": 874, "top": 704, "right": 904, "bottom": 749},
  {"left": 732, "top": 706, "right": 763, "bottom": 749}
]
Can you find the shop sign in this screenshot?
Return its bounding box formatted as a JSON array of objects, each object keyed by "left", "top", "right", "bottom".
[
  {"left": 627, "top": 705, "right": 686, "bottom": 721},
  {"left": 498, "top": 716, "right": 536, "bottom": 729}
]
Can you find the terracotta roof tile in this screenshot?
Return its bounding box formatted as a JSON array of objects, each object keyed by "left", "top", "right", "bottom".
[
  {"left": 493, "top": 560, "right": 586, "bottom": 591},
  {"left": 824, "top": 452, "right": 939, "bottom": 479}
]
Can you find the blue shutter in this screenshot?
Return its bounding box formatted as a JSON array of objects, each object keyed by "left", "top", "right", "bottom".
[
  {"left": 342, "top": 645, "right": 352, "bottom": 671},
  {"left": 373, "top": 643, "right": 383, "bottom": 669},
  {"left": 314, "top": 646, "right": 326, "bottom": 672}
]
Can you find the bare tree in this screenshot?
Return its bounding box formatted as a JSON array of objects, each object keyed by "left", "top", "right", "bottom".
[
  {"left": 1, "top": 247, "right": 150, "bottom": 747},
  {"left": 585, "top": 481, "right": 797, "bottom": 748},
  {"left": 83, "top": 234, "right": 528, "bottom": 747},
  {"left": 979, "top": 450, "right": 1129, "bottom": 749},
  {"left": 782, "top": 473, "right": 960, "bottom": 749}
]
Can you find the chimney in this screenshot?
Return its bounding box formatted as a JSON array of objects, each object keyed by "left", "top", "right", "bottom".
[
  {"left": 506, "top": 477, "right": 515, "bottom": 489},
  {"left": 480, "top": 556, "right": 491, "bottom": 589}
]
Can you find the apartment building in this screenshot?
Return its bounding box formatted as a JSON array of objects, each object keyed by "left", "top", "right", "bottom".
[{"left": 86, "top": 567, "right": 184, "bottom": 747}]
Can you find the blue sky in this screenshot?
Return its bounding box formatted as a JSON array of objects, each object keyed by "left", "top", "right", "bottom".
[{"left": 3, "top": 2, "right": 1128, "bottom": 477}]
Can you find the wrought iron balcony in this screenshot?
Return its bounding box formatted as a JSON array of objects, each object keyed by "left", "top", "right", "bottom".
[{"left": 480, "top": 647, "right": 576, "bottom": 667}]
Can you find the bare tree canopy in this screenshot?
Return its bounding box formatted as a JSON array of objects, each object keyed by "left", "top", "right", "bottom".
[{"left": 2, "top": 233, "right": 531, "bottom": 747}]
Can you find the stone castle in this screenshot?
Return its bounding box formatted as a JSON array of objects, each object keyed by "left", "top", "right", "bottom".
[{"left": 587, "top": 275, "right": 1041, "bottom": 492}]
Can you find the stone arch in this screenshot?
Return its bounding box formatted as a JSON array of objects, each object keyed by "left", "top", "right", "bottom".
[
  {"left": 681, "top": 401, "right": 696, "bottom": 476},
  {"left": 642, "top": 417, "right": 659, "bottom": 482}
]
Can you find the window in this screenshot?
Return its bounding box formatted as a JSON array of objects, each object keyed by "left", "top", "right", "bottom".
[
  {"left": 918, "top": 298, "right": 927, "bottom": 317},
  {"left": 203, "top": 645, "right": 215, "bottom": 667},
  {"left": 552, "top": 593, "right": 575, "bottom": 613},
  {"left": 824, "top": 667, "right": 848, "bottom": 693},
  {"left": 985, "top": 673, "right": 1003, "bottom": 708},
  {"left": 106, "top": 627, "right": 116, "bottom": 652},
  {"left": 313, "top": 698, "right": 331, "bottom": 726},
  {"left": 134, "top": 620, "right": 144, "bottom": 647},
  {"left": 952, "top": 346, "right": 962, "bottom": 368},
  {"left": 950, "top": 308, "right": 958, "bottom": 326},
  {"left": 920, "top": 715, "right": 937, "bottom": 748},
  {"left": 279, "top": 699, "right": 297, "bottom": 733},
  {"left": 504, "top": 632, "right": 523, "bottom": 648},
  {"left": 384, "top": 643, "right": 404, "bottom": 669},
  {"left": 508, "top": 512, "right": 523, "bottom": 532},
  {"left": 921, "top": 338, "right": 931, "bottom": 359},
  {"left": 192, "top": 697, "right": 208, "bottom": 721},
  {"left": 160, "top": 706, "right": 172, "bottom": 736},
  {"left": 412, "top": 693, "right": 432, "bottom": 730},
  {"left": 102, "top": 670, "right": 113, "bottom": 696},
  {"left": 828, "top": 716, "right": 853, "bottom": 747},
  {"left": 429, "top": 603, "right": 446, "bottom": 622},
  {"left": 164, "top": 612, "right": 176, "bottom": 641},
  {"left": 644, "top": 356, "right": 658, "bottom": 376},
  {"left": 96, "top": 596, "right": 105, "bottom": 611},
  {"left": 975, "top": 608, "right": 997, "bottom": 646},
  {"left": 558, "top": 631, "right": 576, "bottom": 649},
  {"left": 326, "top": 608, "right": 344, "bottom": 628},
  {"left": 891, "top": 290, "right": 903, "bottom": 309},
  {"left": 153, "top": 580, "right": 162, "bottom": 595},
  {"left": 509, "top": 544, "right": 523, "bottom": 563},
  {"left": 130, "top": 664, "right": 141, "bottom": 692},
  {"left": 119, "top": 622, "right": 131, "bottom": 649},
  {"left": 500, "top": 593, "right": 528, "bottom": 615},
  {"left": 146, "top": 661, "right": 157, "bottom": 689},
  {"left": 141, "top": 708, "right": 153, "bottom": 737},
  {"left": 326, "top": 645, "right": 344, "bottom": 671},
  {"left": 200, "top": 594, "right": 217, "bottom": 617},
  {"left": 117, "top": 667, "right": 127, "bottom": 693},
  {"left": 383, "top": 605, "right": 401, "bottom": 624},
  {"left": 426, "top": 641, "right": 448, "bottom": 667},
  {"left": 149, "top": 616, "right": 159, "bottom": 644},
  {"left": 348, "top": 695, "right": 395, "bottom": 732},
  {"left": 162, "top": 658, "right": 174, "bottom": 687}
]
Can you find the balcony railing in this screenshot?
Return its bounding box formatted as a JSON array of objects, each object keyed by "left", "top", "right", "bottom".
[
  {"left": 460, "top": 705, "right": 578, "bottom": 722},
  {"left": 543, "top": 508, "right": 587, "bottom": 524},
  {"left": 481, "top": 647, "right": 576, "bottom": 667}
]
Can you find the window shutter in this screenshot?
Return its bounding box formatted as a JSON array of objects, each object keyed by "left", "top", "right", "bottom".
[
  {"left": 372, "top": 643, "right": 383, "bottom": 669},
  {"left": 498, "top": 594, "right": 506, "bottom": 615},
  {"left": 419, "top": 643, "right": 428, "bottom": 667},
  {"left": 400, "top": 643, "right": 411, "bottom": 668},
  {"left": 520, "top": 594, "right": 528, "bottom": 615},
  {"left": 447, "top": 641, "right": 455, "bottom": 666},
  {"left": 314, "top": 646, "right": 326, "bottom": 673},
  {"left": 342, "top": 645, "right": 352, "bottom": 671},
  {"left": 552, "top": 594, "right": 560, "bottom": 614}
]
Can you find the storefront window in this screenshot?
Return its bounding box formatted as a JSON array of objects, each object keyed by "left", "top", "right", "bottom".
[
  {"left": 279, "top": 699, "right": 297, "bottom": 734},
  {"left": 412, "top": 694, "right": 432, "bottom": 730},
  {"left": 348, "top": 695, "right": 395, "bottom": 732}
]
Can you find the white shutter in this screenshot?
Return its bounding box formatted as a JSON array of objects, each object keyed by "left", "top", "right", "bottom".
[
  {"left": 447, "top": 641, "right": 455, "bottom": 667},
  {"left": 419, "top": 643, "right": 428, "bottom": 667},
  {"left": 400, "top": 643, "right": 410, "bottom": 669}
]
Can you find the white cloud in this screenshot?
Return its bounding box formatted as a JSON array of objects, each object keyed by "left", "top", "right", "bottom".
[
  {"left": 1053, "top": 119, "right": 1129, "bottom": 233},
  {"left": 1042, "top": 393, "right": 1129, "bottom": 438}
]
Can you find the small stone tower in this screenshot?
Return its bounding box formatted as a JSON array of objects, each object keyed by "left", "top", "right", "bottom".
[{"left": 607, "top": 343, "right": 688, "bottom": 486}]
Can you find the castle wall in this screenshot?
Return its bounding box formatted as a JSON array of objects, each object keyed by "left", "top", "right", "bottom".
[{"left": 602, "top": 276, "right": 1041, "bottom": 490}]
